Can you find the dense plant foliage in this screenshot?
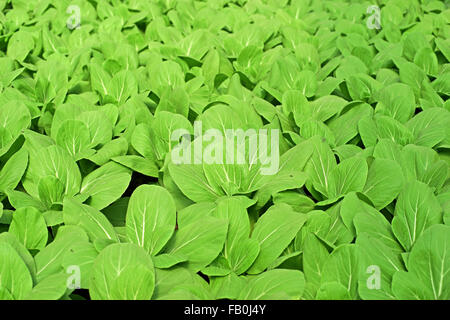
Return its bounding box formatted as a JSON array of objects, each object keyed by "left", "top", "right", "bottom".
[{"left": 0, "top": 0, "right": 449, "bottom": 300}]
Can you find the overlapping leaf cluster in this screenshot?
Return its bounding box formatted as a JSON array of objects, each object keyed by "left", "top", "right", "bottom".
[{"left": 0, "top": 0, "right": 449, "bottom": 300}]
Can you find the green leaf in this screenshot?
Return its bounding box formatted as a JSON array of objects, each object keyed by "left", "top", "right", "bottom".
[
  {"left": 79, "top": 162, "right": 131, "bottom": 210},
  {"left": 436, "top": 38, "right": 450, "bottom": 61},
  {"left": 107, "top": 70, "right": 137, "bottom": 105},
  {"left": 272, "top": 191, "right": 315, "bottom": 213},
  {"left": 1, "top": 0, "right": 449, "bottom": 302},
  {"left": 239, "top": 269, "right": 305, "bottom": 300},
  {"left": 328, "top": 102, "right": 373, "bottom": 146},
  {"left": 321, "top": 244, "right": 359, "bottom": 299},
  {"left": 156, "top": 87, "right": 190, "bottom": 117},
  {"left": 212, "top": 197, "right": 258, "bottom": 274},
  {"left": 89, "top": 63, "right": 111, "bottom": 98},
  {"left": 23, "top": 145, "right": 81, "bottom": 199},
  {"left": 305, "top": 136, "right": 337, "bottom": 197},
  {"left": 112, "top": 155, "right": 159, "bottom": 177},
  {"left": 164, "top": 217, "right": 228, "bottom": 272},
  {"left": 61, "top": 241, "right": 98, "bottom": 289},
  {"left": 406, "top": 108, "right": 449, "bottom": 148},
  {"left": 38, "top": 176, "right": 65, "bottom": 208},
  {"left": 7, "top": 30, "right": 34, "bottom": 61},
  {"left": 168, "top": 161, "right": 224, "bottom": 202},
  {"left": 9, "top": 207, "right": 48, "bottom": 250},
  {"left": 302, "top": 232, "right": 330, "bottom": 295},
  {"left": 55, "top": 120, "right": 91, "bottom": 159},
  {"left": 87, "top": 138, "right": 129, "bottom": 166},
  {"left": 247, "top": 204, "right": 307, "bottom": 274},
  {"left": 78, "top": 111, "right": 113, "bottom": 148},
  {"left": 363, "top": 159, "right": 404, "bottom": 210},
  {"left": 63, "top": 198, "right": 119, "bottom": 242},
  {"left": 305, "top": 206, "right": 353, "bottom": 247},
  {"left": 392, "top": 180, "right": 442, "bottom": 251},
  {"left": 126, "top": 185, "right": 176, "bottom": 255},
  {"left": 34, "top": 226, "right": 89, "bottom": 281},
  {"left": 150, "top": 111, "right": 193, "bottom": 161},
  {"left": 153, "top": 253, "right": 188, "bottom": 269},
  {"left": 152, "top": 267, "right": 211, "bottom": 300},
  {"left": 210, "top": 273, "right": 246, "bottom": 300},
  {"left": 414, "top": 47, "right": 438, "bottom": 76},
  {"left": 90, "top": 243, "right": 155, "bottom": 300},
  {"left": 0, "top": 147, "right": 28, "bottom": 192},
  {"left": 0, "top": 242, "right": 33, "bottom": 299},
  {"left": 357, "top": 233, "right": 404, "bottom": 300},
  {"left": 316, "top": 282, "right": 352, "bottom": 300},
  {"left": 392, "top": 225, "right": 450, "bottom": 300},
  {"left": 255, "top": 171, "right": 307, "bottom": 208},
  {"left": 23, "top": 273, "right": 68, "bottom": 300},
  {"left": 131, "top": 124, "right": 156, "bottom": 160},
  {"left": 328, "top": 157, "right": 368, "bottom": 198},
  {"left": 374, "top": 83, "right": 416, "bottom": 123},
  {"left": 0, "top": 232, "right": 36, "bottom": 282},
  {"left": 0, "top": 101, "right": 31, "bottom": 156}
]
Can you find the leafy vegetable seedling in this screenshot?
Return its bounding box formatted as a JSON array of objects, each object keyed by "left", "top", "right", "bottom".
[{"left": 0, "top": 0, "right": 449, "bottom": 301}]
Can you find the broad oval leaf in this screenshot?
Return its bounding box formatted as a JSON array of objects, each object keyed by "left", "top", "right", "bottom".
[{"left": 126, "top": 185, "right": 176, "bottom": 255}]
